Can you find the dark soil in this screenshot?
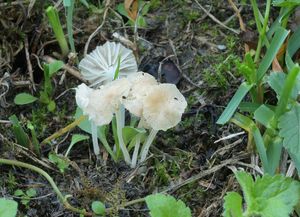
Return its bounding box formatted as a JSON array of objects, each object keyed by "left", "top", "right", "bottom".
[{"left": 0, "top": 0, "right": 258, "bottom": 216}]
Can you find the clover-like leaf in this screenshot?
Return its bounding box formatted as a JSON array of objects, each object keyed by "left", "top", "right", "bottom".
[{"left": 145, "top": 194, "right": 191, "bottom": 217}]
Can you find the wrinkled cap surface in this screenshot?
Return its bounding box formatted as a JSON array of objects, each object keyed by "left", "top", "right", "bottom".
[
  {"left": 143, "top": 83, "right": 187, "bottom": 131},
  {"left": 99, "top": 77, "right": 131, "bottom": 112},
  {"left": 79, "top": 42, "right": 137, "bottom": 86},
  {"left": 75, "top": 83, "right": 113, "bottom": 126},
  {"left": 123, "top": 72, "right": 158, "bottom": 117}
]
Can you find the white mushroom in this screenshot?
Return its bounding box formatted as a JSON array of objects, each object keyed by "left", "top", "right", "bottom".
[
  {"left": 142, "top": 83, "right": 187, "bottom": 131},
  {"left": 79, "top": 42, "right": 138, "bottom": 87},
  {"left": 139, "top": 83, "right": 187, "bottom": 162},
  {"left": 123, "top": 72, "right": 158, "bottom": 117},
  {"left": 75, "top": 83, "right": 113, "bottom": 126}
]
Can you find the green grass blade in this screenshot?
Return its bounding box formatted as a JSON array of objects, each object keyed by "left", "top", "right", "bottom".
[
  {"left": 46, "top": 6, "right": 69, "bottom": 56},
  {"left": 275, "top": 65, "right": 300, "bottom": 119},
  {"left": 9, "top": 115, "right": 31, "bottom": 148},
  {"left": 257, "top": 27, "right": 289, "bottom": 82},
  {"left": 285, "top": 25, "right": 300, "bottom": 71},
  {"left": 266, "top": 136, "right": 282, "bottom": 175},
  {"left": 217, "top": 82, "right": 253, "bottom": 125},
  {"left": 254, "top": 104, "right": 275, "bottom": 128}
]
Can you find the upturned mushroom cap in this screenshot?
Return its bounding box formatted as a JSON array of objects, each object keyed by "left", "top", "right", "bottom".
[
  {"left": 79, "top": 42, "right": 137, "bottom": 86},
  {"left": 142, "top": 83, "right": 187, "bottom": 131},
  {"left": 75, "top": 83, "right": 113, "bottom": 126},
  {"left": 123, "top": 72, "right": 158, "bottom": 117}
]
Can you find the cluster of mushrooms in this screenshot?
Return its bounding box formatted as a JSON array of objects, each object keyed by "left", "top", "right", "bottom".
[{"left": 75, "top": 42, "right": 187, "bottom": 167}]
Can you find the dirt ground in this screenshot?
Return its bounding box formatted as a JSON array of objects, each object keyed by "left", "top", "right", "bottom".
[{"left": 0, "top": 0, "right": 258, "bottom": 216}]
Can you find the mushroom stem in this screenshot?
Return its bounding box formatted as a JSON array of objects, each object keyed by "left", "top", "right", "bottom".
[
  {"left": 140, "top": 129, "right": 158, "bottom": 163},
  {"left": 91, "top": 122, "right": 100, "bottom": 156},
  {"left": 131, "top": 121, "right": 143, "bottom": 168},
  {"left": 115, "top": 107, "right": 131, "bottom": 164}
]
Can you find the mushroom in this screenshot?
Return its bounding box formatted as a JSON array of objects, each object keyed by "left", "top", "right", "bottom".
[
  {"left": 123, "top": 72, "right": 158, "bottom": 117},
  {"left": 139, "top": 83, "right": 187, "bottom": 162},
  {"left": 75, "top": 83, "right": 114, "bottom": 157},
  {"left": 78, "top": 42, "right": 138, "bottom": 87}
]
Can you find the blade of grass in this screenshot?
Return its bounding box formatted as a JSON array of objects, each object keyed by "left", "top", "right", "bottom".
[
  {"left": 256, "top": 27, "right": 289, "bottom": 82},
  {"left": 217, "top": 82, "right": 253, "bottom": 125},
  {"left": 46, "top": 6, "right": 69, "bottom": 57}
]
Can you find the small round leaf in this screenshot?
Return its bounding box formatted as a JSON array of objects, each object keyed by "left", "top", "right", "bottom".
[
  {"left": 91, "top": 201, "right": 105, "bottom": 215},
  {"left": 14, "top": 93, "right": 38, "bottom": 105}
]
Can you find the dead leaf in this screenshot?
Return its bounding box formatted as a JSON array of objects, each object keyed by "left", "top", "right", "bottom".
[
  {"left": 124, "top": 0, "right": 138, "bottom": 21},
  {"left": 272, "top": 57, "right": 283, "bottom": 72}
]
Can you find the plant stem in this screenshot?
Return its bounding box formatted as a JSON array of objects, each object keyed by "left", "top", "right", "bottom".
[
  {"left": 115, "top": 107, "right": 131, "bottom": 164},
  {"left": 46, "top": 6, "right": 69, "bottom": 57},
  {"left": 91, "top": 122, "right": 100, "bottom": 156},
  {"left": 41, "top": 115, "right": 86, "bottom": 145},
  {"left": 131, "top": 121, "right": 143, "bottom": 168},
  {"left": 0, "top": 158, "right": 93, "bottom": 216},
  {"left": 254, "top": 0, "right": 271, "bottom": 62},
  {"left": 140, "top": 129, "right": 158, "bottom": 163}
]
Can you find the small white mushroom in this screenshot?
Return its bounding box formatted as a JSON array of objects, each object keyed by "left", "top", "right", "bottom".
[
  {"left": 139, "top": 83, "right": 187, "bottom": 163},
  {"left": 75, "top": 83, "right": 113, "bottom": 126},
  {"left": 79, "top": 41, "right": 138, "bottom": 86},
  {"left": 142, "top": 83, "right": 187, "bottom": 131},
  {"left": 123, "top": 72, "right": 158, "bottom": 117}
]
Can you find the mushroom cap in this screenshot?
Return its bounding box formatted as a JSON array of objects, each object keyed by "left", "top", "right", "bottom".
[
  {"left": 99, "top": 77, "right": 132, "bottom": 112},
  {"left": 142, "top": 83, "right": 187, "bottom": 131},
  {"left": 75, "top": 83, "right": 113, "bottom": 126},
  {"left": 79, "top": 42, "right": 137, "bottom": 87},
  {"left": 123, "top": 72, "right": 158, "bottom": 117}
]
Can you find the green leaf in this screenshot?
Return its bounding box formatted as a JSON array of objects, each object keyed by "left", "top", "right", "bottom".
[
  {"left": 48, "top": 152, "right": 70, "bottom": 173},
  {"left": 9, "top": 115, "right": 30, "bottom": 148},
  {"left": 47, "top": 100, "right": 56, "bottom": 112},
  {"left": 228, "top": 171, "right": 300, "bottom": 217},
  {"left": 254, "top": 105, "right": 275, "bottom": 128},
  {"left": 217, "top": 82, "right": 253, "bottom": 125},
  {"left": 79, "top": 0, "right": 89, "bottom": 8},
  {"left": 286, "top": 24, "right": 300, "bottom": 71},
  {"left": 267, "top": 72, "right": 300, "bottom": 100},
  {"left": 0, "top": 198, "right": 18, "bottom": 217},
  {"left": 14, "top": 93, "right": 38, "bottom": 105},
  {"left": 14, "top": 190, "right": 24, "bottom": 197},
  {"left": 122, "top": 126, "right": 146, "bottom": 146},
  {"left": 257, "top": 27, "right": 289, "bottom": 82},
  {"left": 43, "top": 60, "right": 64, "bottom": 78},
  {"left": 275, "top": 65, "right": 300, "bottom": 119},
  {"left": 266, "top": 136, "right": 283, "bottom": 175},
  {"left": 145, "top": 194, "right": 191, "bottom": 217},
  {"left": 91, "top": 201, "right": 105, "bottom": 215},
  {"left": 278, "top": 103, "right": 300, "bottom": 156},
  {"left": 273, "top": 0, "right": 300, "bottom": 7},
  {"left": 222, "top": 192, "right": 243, "bottom": 217},
  {"left": 65, "top": 134, "right": 89, "bottom": 157},
  {"left": 63, "top": 0, "right": 71, "bottom": 7},
  {"left": 26, "top": 189, "right": 37, "bottom": 198}
]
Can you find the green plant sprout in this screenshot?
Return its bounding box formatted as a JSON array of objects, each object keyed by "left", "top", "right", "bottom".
[
  {"left": 14, "top": 60, "right": 64, "bottom": 112},
  {"left": 117, "top": 0, "right": 150, "bottom": 28},
  {"left": 223, "top": 171, "right": 300, "bottom": 217},
  {"left": 14, "top": 188, "right": 37, "bottom": 209},
  {"left": 46, "top": 6, "right": 69, "bottom": 57}
]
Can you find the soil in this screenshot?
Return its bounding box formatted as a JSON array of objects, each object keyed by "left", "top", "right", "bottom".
[{"left": 0, "top": 0, "right": 259, "bottom": 216}]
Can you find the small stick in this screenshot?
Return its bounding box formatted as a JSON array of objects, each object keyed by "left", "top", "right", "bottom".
[
  {"left": 25, "top": 36, "right": 36, "bottom": 91},
  {"left": 84, "top": 0, "right": 111, "bottom": 56},
  {"left": 194, "top": 0, "right": 240, "bottom": 34},
  {"left": 41, "top": 115, "right": 86, "bottom": 145},
  {"left": 41, "top": 55, "right": 87, "bottom": 83}
]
